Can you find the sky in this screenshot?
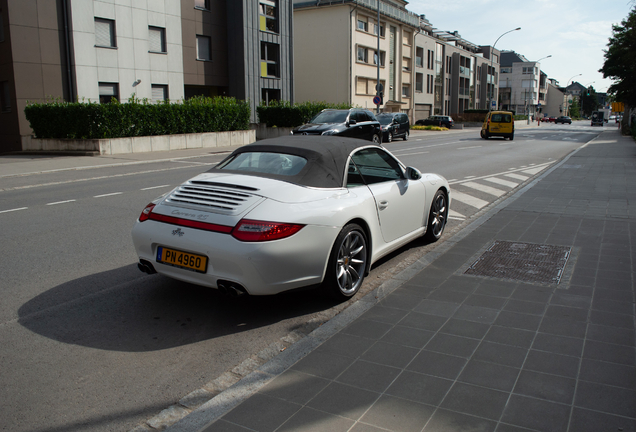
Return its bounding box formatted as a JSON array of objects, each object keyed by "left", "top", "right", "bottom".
[{"left": 405, "top": 0, "right": 634, "bottom": 93}]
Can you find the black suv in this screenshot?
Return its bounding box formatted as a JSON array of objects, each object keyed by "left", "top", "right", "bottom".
[
  {"left": 554, "top": 116, "right": 572, "bottom": 124},
  {"left": 290, "top": 109, "right": 382, "bottom": 143},
  {"left": 376, "top": 112, "right": 410, "bottom": 142},
  {"left": 416, "top": 115, "right": 454, "bottom": 128}
]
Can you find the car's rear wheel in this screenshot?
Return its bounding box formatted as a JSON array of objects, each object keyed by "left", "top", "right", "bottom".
[
  {"left": 372, "top": 134, "right": 381, "bottom": 144},
  {"left": 403, "top": 130, "right": 409, "bottom": 141},
  {"left": 424, "top": 190, "right": 448, "bottom": 242},
  {"left": 324, "top": 224, "right": 368, "bottom": 301},
  {"left": 509, "top": 132, "right": 514, "bottom": 140}
]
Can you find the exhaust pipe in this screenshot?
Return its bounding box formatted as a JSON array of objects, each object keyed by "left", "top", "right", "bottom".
[
  {"left": 217, "top": 280, "right": 248, "bottom": 297},
  {"left": 138, "top": 260, "right": 157, "bottom": 274}
]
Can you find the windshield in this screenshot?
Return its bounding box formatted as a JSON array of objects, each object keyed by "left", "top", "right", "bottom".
[
  {"left": 376, "top": 115, "right": 394, "bottom": 125},
  {"left": 310, "top": 111, "right": 349, "bottom": 124},
  {"left": 216, "top": 152, "right": 307, "bottom": 176}
]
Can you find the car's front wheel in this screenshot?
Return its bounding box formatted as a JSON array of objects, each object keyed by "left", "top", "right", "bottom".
[
  {"left": 424, "top": 190, "right": 448, "bottom": 242},
  {"left": 403, "top": 130, "right": 409, "bottom": 141},
  {"left": 372, "top": 134, "right": 381, "bottom": 144},
  {"left": 324, "top": 224, "right": 368, "bottom": 301},
  {"left": 386, "top": 132, "right": 393, "bottom": 143}
]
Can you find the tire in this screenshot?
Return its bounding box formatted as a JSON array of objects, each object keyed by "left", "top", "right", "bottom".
[
  {"left": 509, "top": 132, "right": 514, "bottom": 141},
  {"left": 403, "top": 130, "right": 409, "bottom": 141},
  {"left": 372, "top": 134, "right": 381, "bottom": 144},
  {"left": 424, "top": 190, "right": 448, "bottom": 242},
  {"left": 324, "top": 224, "right": 368, "bottom": 300},
  {"left": 386, "top": 132, "right": 393, "bottom": 143}
]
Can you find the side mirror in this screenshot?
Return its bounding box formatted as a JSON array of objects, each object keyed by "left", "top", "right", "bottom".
[
  {"left": 406, "top": 166, "right": 422, "bottom": 180},
  {"left": 347, "top": 119, "right": 357, "bottom": 126}
]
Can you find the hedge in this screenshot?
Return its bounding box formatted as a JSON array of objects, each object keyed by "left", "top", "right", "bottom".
[
  {"left": 256, "top": 100, "right": 352, "bottom": 128},
  {"left": 24, "top": 96, "right": 250, "bottom": 139}
]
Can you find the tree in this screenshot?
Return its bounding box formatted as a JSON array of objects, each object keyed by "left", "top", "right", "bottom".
[
  {"left": 580, "top": 86, "right": 600, "bottom": 117},
  {"left": 569, "top": 97, "right": 581, "bottom": 118},
  {"left": 600, "top": 7, "right": 636, "bottom": 107}
]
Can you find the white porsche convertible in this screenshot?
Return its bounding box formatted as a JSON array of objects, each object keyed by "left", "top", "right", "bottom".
[{"left": 132, "top": 136, "right": 450, "bottom": 300}]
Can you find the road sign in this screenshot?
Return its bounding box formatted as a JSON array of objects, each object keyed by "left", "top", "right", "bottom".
[
  {"left": 491, "top": 100, "right": 496, "bottom": 109},
  {"left": 375, "top": 83, "right": 383, "bottom": 92},
  {"left": 373, "top": 95, "right": 381, "bottom": 105}
]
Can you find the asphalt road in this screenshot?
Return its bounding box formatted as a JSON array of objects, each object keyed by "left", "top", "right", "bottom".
[{"left": 0, "top": 121, "right": 601, "bottom": 432}]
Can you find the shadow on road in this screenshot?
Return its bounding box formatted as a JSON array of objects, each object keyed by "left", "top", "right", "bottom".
[{"left": 17, "top": 264, "right": 340, "bottom": 352}]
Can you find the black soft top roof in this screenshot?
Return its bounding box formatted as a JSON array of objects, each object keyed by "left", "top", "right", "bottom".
[{"left": 209, "top": 136, "right": 382, "bottom": 188}]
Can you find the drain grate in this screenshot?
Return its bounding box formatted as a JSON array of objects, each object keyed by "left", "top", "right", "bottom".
[{"left": 464, "top": 241, "right": 571, "bottom": 284}]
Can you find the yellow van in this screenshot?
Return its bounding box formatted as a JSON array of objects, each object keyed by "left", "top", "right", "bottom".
[{"left": 481, "top": 111, "right": 514, "bottom": 140}]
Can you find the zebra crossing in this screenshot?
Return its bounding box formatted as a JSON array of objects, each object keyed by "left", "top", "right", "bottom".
[{"left": 448, "top": 161, "right": 554, "bottom": 220}]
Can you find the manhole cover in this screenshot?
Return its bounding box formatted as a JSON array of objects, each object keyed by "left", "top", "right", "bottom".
[{"left": 464, "top": 241, "right": 571, "bottom": 284}]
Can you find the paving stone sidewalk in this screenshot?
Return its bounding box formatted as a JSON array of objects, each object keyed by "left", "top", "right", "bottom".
[{"left": 169, "top": 129, "right": 636, "bottom": 432}]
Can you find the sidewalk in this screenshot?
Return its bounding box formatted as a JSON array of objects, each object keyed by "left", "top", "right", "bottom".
[{"left": 167, "top": 128, "right": 636, "bottom": 432}]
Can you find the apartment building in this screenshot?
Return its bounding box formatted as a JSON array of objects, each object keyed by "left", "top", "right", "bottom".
[
  {"left": 293, "top": 0, "right": 419, "bottom": 117},
  {"left": 499, "top": 50, "right": 547, "bottom": 118},
  {"left": 412, "top": 18, "right": 499, "bottom": 122},
  {"left": 0, "top": 0, "right": 293, "bottom": 153}
]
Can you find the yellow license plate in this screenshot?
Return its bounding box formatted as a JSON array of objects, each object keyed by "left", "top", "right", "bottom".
[{"left": 157, "top": 247, "right": 208, "bottom": 273}]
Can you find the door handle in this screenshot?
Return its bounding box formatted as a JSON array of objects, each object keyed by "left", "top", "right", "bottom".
[{"left": 378, "top": 200, "right": 389, "bottom": 210}]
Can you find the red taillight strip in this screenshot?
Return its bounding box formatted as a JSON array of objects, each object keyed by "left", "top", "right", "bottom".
[{"left": 148, "top": 212, "right": 233, "bottom": 234}]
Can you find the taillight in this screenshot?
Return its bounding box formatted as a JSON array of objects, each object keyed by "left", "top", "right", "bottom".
[
  {"left": 231, "top": 219, "right": 304, "bottom": 242},
  {"left": 139, "top": 203, "right": 155, "bottom": 222}
]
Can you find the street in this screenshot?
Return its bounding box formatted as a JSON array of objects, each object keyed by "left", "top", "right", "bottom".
[{"left": 0, "top": 122, "right": 601, "bottom": 432}]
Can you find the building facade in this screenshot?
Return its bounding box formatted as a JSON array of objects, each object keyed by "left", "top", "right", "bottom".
[
  {"left": 499, "top": 51, "right": 546, "bottom": 118},
  {"left": 293, "top": 0, "right": 420, "bottom": 117},
  {"left": 0, "top": 0, "right": 293, "bottom": 153}
]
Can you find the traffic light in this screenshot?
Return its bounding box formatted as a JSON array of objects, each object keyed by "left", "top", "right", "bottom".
[{"left": 587, "top": 87, "right": 591, "bottom": 96}]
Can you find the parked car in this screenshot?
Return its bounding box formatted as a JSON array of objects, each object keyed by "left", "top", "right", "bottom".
[
  {"left": 554, "top": 116, "right": 572, "bottom": 124},
  {"left": 416, "top": 115, "right": 454, "bottom": 128},
  {"left": 481, "top": 111, "right": 514, "bottom": 140},
  {"left": 290, "top": 109, "right": 382, "bottom": 143},
  {"left": 376, "top": 112, "right": 410, "bottom": 142},
  {"left": 132, "top": 136, "right": 450, "bottom": 300},
  {"left": 542, "top": 116, "right": 556, "bottom": 123}
]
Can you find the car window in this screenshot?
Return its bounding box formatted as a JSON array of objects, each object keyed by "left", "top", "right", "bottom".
[
  {"left": 491, "top": 113, "right": 511, "bottom": 123},
  {"left": 311, "top": 110, "right": 349, "bottom": 124},
  {"left": 349, "top": 148, "right": 403, "bottom": 185},
  {"left": 217, "top": 152, "right": 307, "bottom": 176},
  {"left": 377, "top": 115, "right": 393, "bottom": 125}
]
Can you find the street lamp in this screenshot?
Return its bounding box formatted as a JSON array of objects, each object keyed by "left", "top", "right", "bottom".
[
  {"left": 489, "top": 27, "right": 521, "bottom": 111},
  {"left": 565, "top": 73, "right": 582, "bottom": 117},
  {"left": 536, "top": 55, "right": 552, "bottom": 62}
]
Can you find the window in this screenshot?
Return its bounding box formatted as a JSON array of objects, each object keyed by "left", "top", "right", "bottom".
[
  {"left": 372, "top": 22, "right": 385, "bottom": 37},
  {"left": 218, "top": 151, "right": 307, "bottom": 176},
  {"left": 415, "top": 47, "right": 423, "bottom": 68},
  {"left": 95, "top": 18, "right": 116, "bottom": 48},
  {"left": 194, "top": 0, "right": 209, "bottom": 10},
  {"left": 259, "top": 0, "right": 278, "bottom": 33},
  {"left": 260, "top": 42, "right": 279, "bottom": 77},
  {"left": 373, "top": 51, "right": 385, "bottom": 66},
  {"left": 356, "top": 77, "right": 385, "bottom": 95},
  {"left": 357, "top": 18, "right": 367, "bottom": 32},
  {"left": 149, "top": 26, "right": 166, "bottom": 53},
  {"left": 262, "top": 88, "right": 280, "bottom": 105},
  {"left": 427, "top": 50, "right": 434, "bottom": 69},
  {"left": 403, "top": 32, "right": 411, "bottom": 46},
  {"left": 416, "top": 73, "right": 423, "bottom": 92},
  {"left": 501, "top": 67, "right": 512, "bottom": 73},
  {"left": 522, "top": 79, "right": 536, "bottom": 88},
  {"left": 402, "top": 57, "right": 411, "bottom": 72},
  {"left": 522, "top": 66, "right": 533, "bottom": 74},
  {"left": 99, "top": 82, "right": 119, "bottom": 104},
  {"left": 402, "top": 84, "right": 410, "bottom": 98},
  {"left": 152, "top": 85, "right": 168, "bottom": 103},
  {"left": 196, "top": 35, "right": 211, "bottom": 61},
  {"left": 357, "top": 46, "right": 368, "bottom": 63},
  {"left": 350, "top": 148, "right": 403, "bottom": 185},
  {"left": 1, "top": 81, "right": 11, "bottom": 112}
]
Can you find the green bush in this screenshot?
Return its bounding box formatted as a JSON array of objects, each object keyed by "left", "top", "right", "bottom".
[
  {"left": 256, "top": 100, "right": 352, "bottom": 127},
  {"left": 24, "top": 96, "right": 250, "bottom": 139}
]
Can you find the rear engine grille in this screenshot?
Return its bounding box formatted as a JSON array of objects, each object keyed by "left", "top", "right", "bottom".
[{"left": 165, "top": 184, "right": 260, "bottom": 214}]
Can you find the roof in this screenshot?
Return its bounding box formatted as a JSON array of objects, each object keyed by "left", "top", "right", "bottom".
[{"left": 209, "top": 136, "right": 383, "bottom": 189}]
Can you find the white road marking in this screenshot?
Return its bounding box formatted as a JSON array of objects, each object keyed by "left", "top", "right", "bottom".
[
  {"left": 461, "top": 181, "right": 506, "bottom": 197},
  {"left": 141, "top": 185, "right": 171, "bottom": 190},
  {"left": 464, "top": 175, "right": 476, "bottom": 179},
  {"left": 450, "top": 190, "right": 489, "bottom": 209},
  {"left": 47, "top": 200, "right": 76, "bottom": 206},
  {"left": 395, "top": 150, "right": 429, "bottom": 156},
  {"left": 94, "top": 192, "right": 123, "bottom": 198},
  {"left": 0, "top": 207, "right": 28, "bottom": 214},
  {"left": 449, "top": 209, "right": 465, "bottom": 220},
  {"left": 484, "top": 177, "right": 519, "bottom": 188},
  {"left": 505, "top": 173, "right": 530, "bottom": 181},
  {"left": 522, "top": 167, "right": 546, "bottom": 175},
  {"left": 457, "top": 146, "right": 482, "bottom": 150}
]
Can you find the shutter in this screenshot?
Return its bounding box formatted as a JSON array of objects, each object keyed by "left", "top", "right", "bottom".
[
  {"left": 95, "top": 19, "right": 113, "bottom": 47},
  {"left": 152, "top": 85, "right": 167, "bottom": 102},
  {"left": 99, "top": 83, "right": 116, "bottom": 96},
  {"left": 149, "top": 27, "right": 161, "bottom": 52},
  {"left": 197, "top": 36, "right": 210, "bottom": 61}
]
